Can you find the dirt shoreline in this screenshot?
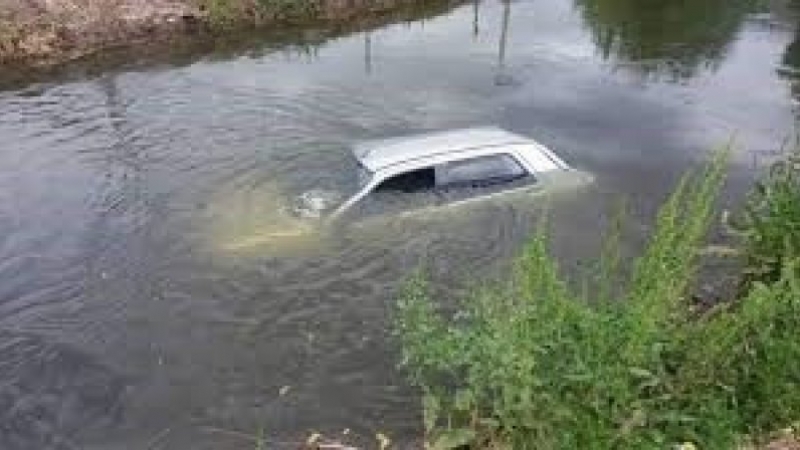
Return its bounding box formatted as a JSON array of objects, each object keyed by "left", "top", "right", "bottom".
[{"left": 0, "top": 0, "right": 456, "bottom": 67}]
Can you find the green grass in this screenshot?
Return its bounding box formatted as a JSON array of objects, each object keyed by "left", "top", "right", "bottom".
[
  {"left": 394, "top": 148, "right": 800, "bottom": 449},
  {"left": 730, "top": 144, "right": 800, "bottom": 290}
]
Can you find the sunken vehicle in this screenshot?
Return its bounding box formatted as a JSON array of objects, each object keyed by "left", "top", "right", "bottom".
[{"left": 292, "top": 127, "right": 592, "bottom": 222}]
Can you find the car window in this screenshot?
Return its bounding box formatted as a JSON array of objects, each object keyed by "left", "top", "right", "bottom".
[
  {"left": 435, "top": 154, "right": 537, "bottom": 205},
  {"left": 345, "top": 167, "right": 439, "bottom": 220},
  {"left": 436, "top": 154, "right": 527, "bottom": 187},
  {"left": 375, "top": 167, "right": 435, "bottom": 193}
]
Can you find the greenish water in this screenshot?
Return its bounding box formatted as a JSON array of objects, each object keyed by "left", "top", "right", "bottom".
[{"left": 0, "top": 0, "right": 797, "bottom": 448}]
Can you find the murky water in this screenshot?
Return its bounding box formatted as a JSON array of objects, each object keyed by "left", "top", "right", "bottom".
[{"left": 0, "top": 0, "right": 798, "bottom": 448}]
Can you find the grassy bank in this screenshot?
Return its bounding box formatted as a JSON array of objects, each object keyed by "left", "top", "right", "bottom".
[
  {"left": 0, "top": 0, "right": 202, "bottom": 64},
  {"left": 0, "top": 0, "right": 458, "bottom": 66},
  {"left": 194, "top": 0, "right": 454, "bottom": 29},
  {"left": 394, "top": 147, "right": 800, "bottom": 449}
]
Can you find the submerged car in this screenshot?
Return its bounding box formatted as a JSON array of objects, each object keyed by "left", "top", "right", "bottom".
[
  {"left": 293, "top": 127, "right": 591, "bottom": 222},
  {"left": 217, "top": 127, "right": 591, "bottom": 252}
]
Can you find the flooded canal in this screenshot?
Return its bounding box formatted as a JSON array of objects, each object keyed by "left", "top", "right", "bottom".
[{"left": 0, "top": 0, "right": 798, "bottom": 448}]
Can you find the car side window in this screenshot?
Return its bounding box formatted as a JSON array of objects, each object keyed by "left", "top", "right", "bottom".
[
  {"left": 348, "top": 167, "right": 439, "bottom": 220},
  {"left": 374, "top": 167, "right": 436, "bottom": 193},
  {"left": 436, "top": 154, "right": 528, "bottom": 187}
]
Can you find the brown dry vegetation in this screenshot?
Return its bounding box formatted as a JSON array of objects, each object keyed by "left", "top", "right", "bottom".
[
  {"left": 0, "top": 0, "right": 452, "bottom": 65},
  {"left": 0, "top": 0, "right": 201, "bottom": 63}
]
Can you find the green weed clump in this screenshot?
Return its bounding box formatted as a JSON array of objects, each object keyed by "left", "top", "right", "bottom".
[
  {"left": 394, "top": 150, "right": 800, "bottom": 449},
  {"left": 731, "top": 145, "right": 800, "bottom": 290}
]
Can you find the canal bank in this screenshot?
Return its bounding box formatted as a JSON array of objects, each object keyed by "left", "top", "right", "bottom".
[
  {"left": 0, "top": 0, "right": 798, "bottom": 448},
  {"left": 0, "top": 0, "right": 462, "bottom": 67}
]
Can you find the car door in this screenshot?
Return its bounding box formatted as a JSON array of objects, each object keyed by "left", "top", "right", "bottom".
[{"left": 435, "top": 153, "right": 537, "bottom": 204}]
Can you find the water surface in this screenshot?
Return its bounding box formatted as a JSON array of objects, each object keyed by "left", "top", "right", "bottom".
[{"left": 0, "top": 0, "right": 798, "bottom": 448}]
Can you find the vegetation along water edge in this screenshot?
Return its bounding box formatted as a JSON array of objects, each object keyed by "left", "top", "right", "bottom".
[
  {"left": 394, "top": 145, "right": 800, "bottom": 449},
  {"left": 0, "top": 0, "right": 462, "bottom": 67}
]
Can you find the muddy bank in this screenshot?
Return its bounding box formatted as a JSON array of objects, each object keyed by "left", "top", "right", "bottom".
[{"left": 0, "top": 0, "right": 459, "bottom": 67}]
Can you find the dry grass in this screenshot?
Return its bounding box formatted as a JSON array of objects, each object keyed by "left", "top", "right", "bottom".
[
  {"left": 0, "top": 0, "right": 200, "bottom": 63},
  {"left": 763, "top": 438, "right": 800, "bottom": 450},
  {"left": 0, "top": 0, "right": 445, "bottom": 63}
]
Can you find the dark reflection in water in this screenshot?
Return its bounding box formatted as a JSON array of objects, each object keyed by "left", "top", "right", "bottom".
[
  {"left": 494, "top": 0, "right": 515, "bottom": 86},
  {"left": 577, "top": 0, "right": 753, "bottom": 80},
  {"left": 0, "top": 0, "right": 796, "bottom": 449},
  {"left": 779, "top": 2, "right": 800, "bottom": 113},
  {"left": 783, "top": 39, "right": 800, "bottom": 113},
  {"left": 784, "top": 29, "right": 800, "bottom": 70}
]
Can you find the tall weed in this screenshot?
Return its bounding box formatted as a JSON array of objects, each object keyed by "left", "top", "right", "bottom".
[
  {"left": 395, "top": 149, "right": 800, "bottom": 449},
  {"left": 731, "top": 145, "right": 800, "bottom": 289}
]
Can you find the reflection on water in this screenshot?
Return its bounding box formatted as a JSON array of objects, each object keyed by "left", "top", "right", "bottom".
[
  {"left": 577, "top": 0, "right": 752, "bottom": 79},
  {"left": 364, "top": 32, "right": 373, "bottom": 76},
  {"left": 495, "top": 0, "right": 515, "bottom": 86},
  {"left": 783, "top": 36, "right": 800, "bottom": 112},
  {"left": 0, "top": 0, "right": 796, "bottom": 448},
  {"left": 779, "top": 3, "right": 800, "bottom": 114}
]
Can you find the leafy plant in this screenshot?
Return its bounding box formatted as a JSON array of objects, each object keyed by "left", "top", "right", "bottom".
[
  {"left": 394, "top": 148, "right": 800, "bottom": 449},
  {"left": 730, "top": 145, "right": 800, "bottom": 290}
]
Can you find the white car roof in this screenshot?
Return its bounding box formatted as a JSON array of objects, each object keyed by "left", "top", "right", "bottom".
[{"left": 353, "top": 127, "right": 540, "bottom": 173}]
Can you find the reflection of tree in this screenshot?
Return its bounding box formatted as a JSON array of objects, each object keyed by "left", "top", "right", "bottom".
[
  {"left": 577, "top": 0, "right": 750, "bottom": 80},
  {"left": 780, "top": 4, "right": 800, "bottom": 108},
  {"left": 494, "top": 0, "right": 522, "bottom": 86},
  {"left": 784, "top": 32, "right": 800, "bottom": 70},
  {"left": 473, "top": 0, "right": 480, "bottom": 38}
]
